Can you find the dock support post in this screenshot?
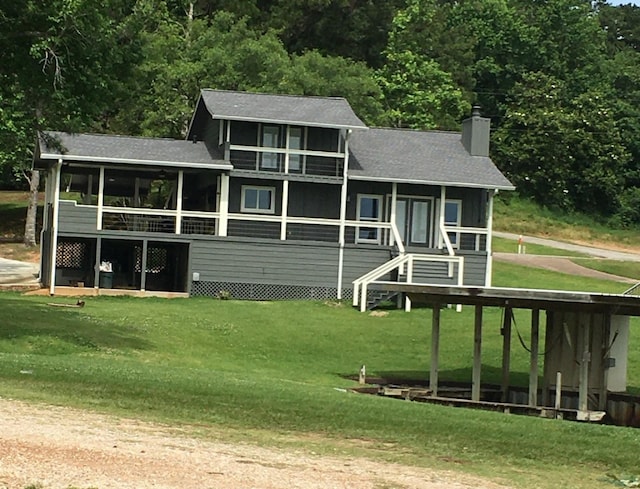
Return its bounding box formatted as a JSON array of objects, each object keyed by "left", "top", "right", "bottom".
[
  {"left": 501, "top": 306, "right": 512, "bottom": 402},
  {"left": 430, "top": 304, "right": 440, "bottom": 396},
  {"left": 472, "top": 305, "right": 483, "bottom": 401},
  {"left": 529, "top": 309, "right": 540, "bottom": 407},
  {"left": 578, "top": 315, "right": 591, "bottom": 412}
]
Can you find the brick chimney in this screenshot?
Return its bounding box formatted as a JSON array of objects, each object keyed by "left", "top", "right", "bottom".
[{"left": 461, "top": 105, "right": 490, "bottom": 157}]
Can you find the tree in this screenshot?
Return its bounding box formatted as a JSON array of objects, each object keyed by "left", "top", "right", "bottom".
[
  {"left": 109, "top": 9, "right": 383, "bottom": 137},
  {"left": 493, "top": 72, "right": 628, "bottom": 216},
  {"left": 0, "top": 0, "right": 141, "bottom": 245}
]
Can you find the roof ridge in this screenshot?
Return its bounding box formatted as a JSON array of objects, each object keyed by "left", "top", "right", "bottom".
[{"left": 200, "top": 88, "right": 348, "bottom": 102}]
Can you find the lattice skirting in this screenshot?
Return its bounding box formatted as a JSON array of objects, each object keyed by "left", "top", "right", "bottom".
[{"left": 191, "top": 281, "right": 354, "bottom": 301}]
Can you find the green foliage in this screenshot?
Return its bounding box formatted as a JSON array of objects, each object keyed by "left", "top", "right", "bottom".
[{"left": 493, "top": 72, "right": 628, "bottom": 215}]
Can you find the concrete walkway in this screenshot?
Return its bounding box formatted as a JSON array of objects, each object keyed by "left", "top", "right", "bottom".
[
  {"left": 494, "top": 231, "right": 640, "bottom": 261},
  {"left": 0, "top": 258, "right": 40, "bottom": 286}
]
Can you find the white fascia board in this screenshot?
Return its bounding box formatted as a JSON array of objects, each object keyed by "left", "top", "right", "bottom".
[
  {"left": 39, "top": 153, "right": 233, "bottom": 171},
  {"left": 347, "top": 174, "right": 515, "bottom": 191},
  {"left": 212, "top": 114, "right": 368, "bottom": 131}
]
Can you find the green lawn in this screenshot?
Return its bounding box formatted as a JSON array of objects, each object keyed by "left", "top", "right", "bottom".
[
  {"left": 1, "top": 263, "right": 640, "bottom": 489},
  {"left": 492, "top": 236, "right": 588, "bottom": 257}
]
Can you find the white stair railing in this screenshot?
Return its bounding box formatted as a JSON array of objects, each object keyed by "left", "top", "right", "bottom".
[{"left": 353, "top": 253, "right": 465, "bottom": 312}]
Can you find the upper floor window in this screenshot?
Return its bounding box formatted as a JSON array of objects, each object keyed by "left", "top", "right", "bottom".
[
  {"left": 288, "top": 127, "right": 304, "bottom": 173},
  {"left": 241, "top": 185, "right": 275, "bottom": 214},
  {"left": 260, "top": 125, "right": 280, "bottom": 170},
  {"left": 356, "top": 194, "right": 382, "bottom": 244}
]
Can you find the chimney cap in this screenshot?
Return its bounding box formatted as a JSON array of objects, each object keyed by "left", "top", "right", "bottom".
[{"left": 471, "top": 105, "right": 482, "bottom": 117}]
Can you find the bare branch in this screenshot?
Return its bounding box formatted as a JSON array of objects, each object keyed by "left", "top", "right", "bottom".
[{"left": 40, "top": 46, "right": 64, "bottom": 89}]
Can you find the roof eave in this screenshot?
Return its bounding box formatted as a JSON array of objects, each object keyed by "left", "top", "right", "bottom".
[
  {"left": 212, "top": 114, "right": 368, "bottom": 131},
  {"left": 38, "top": 153, "right": 233, "bottom": 171},
  {"left": 347, "top": 174, "right": 515, "bottom": 191}
]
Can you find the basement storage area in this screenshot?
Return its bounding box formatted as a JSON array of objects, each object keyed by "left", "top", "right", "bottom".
[{"left": 54, "top": 237, "right": 190, "bottom": 293}]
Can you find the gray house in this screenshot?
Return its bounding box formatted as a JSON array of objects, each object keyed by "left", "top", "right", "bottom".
[{"left": 33, "top": 90, "right": 513, "bottom": 309}]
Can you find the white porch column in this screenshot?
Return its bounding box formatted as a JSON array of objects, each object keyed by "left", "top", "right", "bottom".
[
  {"left": 390, "top": 182, "right": 398, "bottom": 246},
  {"left": 218, "top": 173, "right": 229, "bottom": 236},
  {"left": 176, "top": 170, "right": 184, "bottom": 234},
  {"left": 97, "top": 166, "right": 105, "bottom": 231},
  {"left": 281, "top": 126, "right": 290, "bottom": 240},
  {"left": 336, "top": 129, "right": 351, "bottom": 300},
  {"left": 49, "top": 159, "right": 63, "bottom": 295},
  {"left": 438, "top": 185, "right": 446, "bottom": 248},
  {"left": 485, "top": 189, "right": 495, "bottom": 286}
]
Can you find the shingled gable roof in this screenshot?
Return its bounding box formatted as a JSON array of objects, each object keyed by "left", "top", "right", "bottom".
[
  {"left": 33, "top": 131, "right": 231, "bottom": 170},
  {"left": 190, "top": 89, "right": 368, "bottom": 131},
  {"left": 348, "top": 127, "right": 514, "bottom": 190}
]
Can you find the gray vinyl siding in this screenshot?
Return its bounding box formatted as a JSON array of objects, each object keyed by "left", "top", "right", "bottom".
[
  {"left": 201, "top": 117, "right": 220, "bottom": 147},
  {"left": 288, "top": 182, "right": 340, "bottom": 218},
  {"left": 58, "top": 201, "right": 98, "bottom": 232},
  {"left": 190, "top": 238, "right": 341, "bottom": 287},
  {"left": 342, "top": 246, "right": 393, "bottom": 283},
  {"left": 407, "top": 249, "right": 487, "bottom": 286}
]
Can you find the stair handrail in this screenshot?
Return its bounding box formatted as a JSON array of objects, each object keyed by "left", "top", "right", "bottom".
[
  {"left": 623, "top": 282, "right": 640, "bottom": 295},
  {"left": 352, "top": 254, "right": 409, "bottom": 309},
  {"left": 353, "top": 253, "right": 465, "bottom": 312}
]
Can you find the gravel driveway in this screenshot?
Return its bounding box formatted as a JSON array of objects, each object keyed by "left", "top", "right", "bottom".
[{"left": 0, "top": 399, "right": 511, "bottom": 489}]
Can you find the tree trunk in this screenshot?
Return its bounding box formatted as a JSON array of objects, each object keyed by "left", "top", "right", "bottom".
[{"left": 24, "top": 169, "right": 40, "bottom": 247}]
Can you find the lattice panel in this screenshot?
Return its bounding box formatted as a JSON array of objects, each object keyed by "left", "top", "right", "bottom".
[
  {"left": 56, "top": 241, "right": 88, "bottom": 269},
  {"left": 147, "top": 246, "right": 168, "bottom": 273},
  {"left": 191, "top": 281, "right": 351, "bottom": 301}
]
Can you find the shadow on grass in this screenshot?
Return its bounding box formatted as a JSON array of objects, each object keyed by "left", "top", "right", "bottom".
[
  {"left": 358, "top": 367, "right": 531, "bottom": 388},
  {"left": 0, "top": 297, "right": 151, "bottom": 353}
]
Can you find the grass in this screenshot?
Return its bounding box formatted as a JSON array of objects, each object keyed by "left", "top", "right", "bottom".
[
  {"left": 571, "top": 259, "right": 640, "bottom": 282},
  {"left": 2, "top": 192, "right": 640, "bottom": 487},
  {"left": 492, "top": 236, "right": 588, "bottom": 257},
  {"left": 1, "top": 263, "right": 640, "bottom": 489},
  {"left": 494, "top": 195, "right": 640, "bottom": 252}
]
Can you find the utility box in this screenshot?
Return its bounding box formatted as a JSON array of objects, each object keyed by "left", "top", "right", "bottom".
[{"left": 543, "top": 312, "right": 629, "bottom": 394}]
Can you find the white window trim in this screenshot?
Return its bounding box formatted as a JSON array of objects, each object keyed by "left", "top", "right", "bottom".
[
  {"left": 356, "top": 194, "right": 383, "bottom": 244},
  {"left": 241, "top": 185, "right": 276, "bottom": 214},
  {"left": 443, "top": 199, "right": 462, "bottom": 248}
]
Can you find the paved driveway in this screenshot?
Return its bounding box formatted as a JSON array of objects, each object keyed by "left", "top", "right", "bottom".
[{"left": 0, "top": 258, "right": 39, "bottom": 285}]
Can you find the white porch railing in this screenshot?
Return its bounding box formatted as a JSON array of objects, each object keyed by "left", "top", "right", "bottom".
[{"left": 352, "top": 253, "right": 465, "bottom": 312}]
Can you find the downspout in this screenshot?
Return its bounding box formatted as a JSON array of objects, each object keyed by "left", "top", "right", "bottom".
[
  {"left": 39, "top": 166, "right": 53, "bottom": 282},
  {"left": 438, "top": 185, "right": 446, "bottom": 249},
  {"left": 336, "top": 129, "right": 351, "bottom": 300},
  {"left": 48, "top": 159, "right": 62, "bottom": 295},
  {"left": 485, "top": 189, "right": 496, "bottom": 287}
]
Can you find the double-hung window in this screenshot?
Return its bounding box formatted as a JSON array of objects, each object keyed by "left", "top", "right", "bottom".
[
  {"left": 288, "top": 127, "right": 304, "bottom": 173},
  {"left": 444, "top": 199, "right": 462, "bottom": 247},
  {"left": 357, "top": 194, "right": 382, "bottom": 244},
  {"left": 241, "top": 186, "right": 275, "bottom": 214},
  {"left": 260, "top": 125, "right": 280, "bottom": 170}
]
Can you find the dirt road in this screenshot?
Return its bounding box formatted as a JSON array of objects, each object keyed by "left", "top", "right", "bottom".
[{"left": 0, "top": 399, "right": 511, "bottom": 489}]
